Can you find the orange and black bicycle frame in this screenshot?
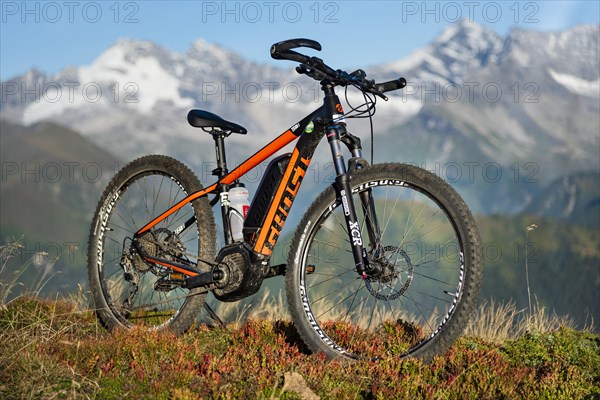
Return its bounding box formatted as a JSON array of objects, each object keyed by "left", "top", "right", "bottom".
[{"left": 133, "top": 82, "right": 373, "bottom": 278}]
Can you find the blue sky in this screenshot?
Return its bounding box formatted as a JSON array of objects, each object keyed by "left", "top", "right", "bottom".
[{"left": 1, "top": 1, "right": 599, "bottom": 80}]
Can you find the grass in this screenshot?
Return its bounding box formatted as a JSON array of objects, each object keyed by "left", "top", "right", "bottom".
[
  {"left": 1, "top": 296, "right": 599, "bottom": 399},
  {"left": 1, "top": 242, "right": 599, "bottom": 399}
]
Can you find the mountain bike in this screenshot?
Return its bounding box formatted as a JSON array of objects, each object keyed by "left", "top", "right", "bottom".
[{"left": 88, "top": 39, "right": 482, "bottom": 361}]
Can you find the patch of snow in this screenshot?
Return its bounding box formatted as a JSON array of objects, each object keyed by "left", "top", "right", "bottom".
[
  {"left": 548, "top": 68, "right": 600, "bottom": 98},
  {"left": 23, "top": 44, "right": 194, "bottom": 124},
  {"left": 509, "top": 45, "right": 531, "bottom": 66}
]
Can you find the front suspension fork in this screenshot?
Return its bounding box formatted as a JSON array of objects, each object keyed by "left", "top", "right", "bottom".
[{"left": 326, "top": 124, "right": 377, "bottom": 277}]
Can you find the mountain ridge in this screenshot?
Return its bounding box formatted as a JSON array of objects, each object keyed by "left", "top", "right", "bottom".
[{"left": 1, "top": 21, "right": 598, "bottom": 214}]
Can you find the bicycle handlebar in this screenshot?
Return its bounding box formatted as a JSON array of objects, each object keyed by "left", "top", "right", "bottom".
[
  {"left": 271, "top": 38, "right": 406, "bottom": 100},
  {"left": 375, "top": 77, "right": 407, "bottom": 93},
  {"left": 270, "top": 38, "right": 321, "bottom": 63}
]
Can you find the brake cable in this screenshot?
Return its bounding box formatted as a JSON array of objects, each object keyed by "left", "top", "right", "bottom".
[{"left": 343, "top": 84, "right": 378, "bottom": 164}]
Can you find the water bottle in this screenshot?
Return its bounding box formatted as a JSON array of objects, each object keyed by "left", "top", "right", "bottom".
[{"left": 228, "top": 183, "right": 250, "bottom": 242}]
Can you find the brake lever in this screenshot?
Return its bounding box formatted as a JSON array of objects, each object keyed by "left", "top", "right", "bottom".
[
  {"left": 296, "top": 64, "right": 327, "bottom": 81},
  {"left": 361, "top": 78, "right": 388, "bottom": 101},
  {"left": 295, "top": 64, "right": 309, "bottom": 75},
  {"left": 367, "top": 83, "right": 388, "bottom": 101},
  {"left": 372, "top": 90, "right": 388, "bottom": 101}
]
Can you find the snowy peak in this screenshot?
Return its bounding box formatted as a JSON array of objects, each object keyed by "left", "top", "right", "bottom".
[
  {"left": 378, "top": 21, "right": 599, "bottom": 86},
  {"left": 500, "top": 24, "right": 599, "bottom": 78},
  {"left": 434, "top": 19, "right": 503, "bottom": 58},
  {"left": 379, "top": 20, "right": 504, "bottom": 83}
]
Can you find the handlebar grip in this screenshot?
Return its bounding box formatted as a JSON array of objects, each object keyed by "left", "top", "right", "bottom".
[
  {"left": 374, "top": 77, "right": 407, "bottom": 93},
  {"left": 271, "top": 38, "right": 321, "bottom": 62}
]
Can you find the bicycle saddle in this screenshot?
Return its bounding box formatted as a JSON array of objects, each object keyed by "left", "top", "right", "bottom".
[{"left": 187, "top": 109, "right": 247, "bottom": 134}]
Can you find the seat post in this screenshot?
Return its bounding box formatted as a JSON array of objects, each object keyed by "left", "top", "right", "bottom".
[{"left": 212, "top": 132, "right": 228, "bottom": 179}]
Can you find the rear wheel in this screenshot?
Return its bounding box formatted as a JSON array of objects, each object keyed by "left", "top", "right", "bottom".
[
  {"left": 286, "top": 163, "right": 482, "bottom": 361},
  {"left": 88, "top": 155, "right": 216, "bottom": 333}
]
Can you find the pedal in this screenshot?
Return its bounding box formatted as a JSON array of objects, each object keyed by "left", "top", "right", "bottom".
[{"left": 265, "top": 264, "right": 287, "bottom": 278}]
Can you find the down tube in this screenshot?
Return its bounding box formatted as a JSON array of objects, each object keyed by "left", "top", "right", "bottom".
[{"left": 253, "top": 116, "right": 327, "bottom": 256}]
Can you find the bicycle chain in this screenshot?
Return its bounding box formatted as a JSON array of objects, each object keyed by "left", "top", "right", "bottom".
[{"left": 133, "top": 233, "right": 215, "bottom": 273}]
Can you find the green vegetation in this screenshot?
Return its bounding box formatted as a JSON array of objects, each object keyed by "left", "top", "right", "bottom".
[
  {"left": 477, "top": 214, "right": 600, "bottom": 328},
  {"left": 1, "top": 297, "right": 598, "bottom": 399}
]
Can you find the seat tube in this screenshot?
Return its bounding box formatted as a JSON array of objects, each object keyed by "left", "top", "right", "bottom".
[
  {"left": 213, "top": 133, "right": 233, "bottom": 245},
  {"left": 323, "top": 85, "right": 369, "bottom": 277}
]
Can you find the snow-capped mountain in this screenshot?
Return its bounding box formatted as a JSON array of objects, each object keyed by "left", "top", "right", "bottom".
[
  {"left": 1, "top": 21, "right": 598, "bottom": 213},
  {"left": 375, "top": 20, "right": 505, "bottom": 83}
]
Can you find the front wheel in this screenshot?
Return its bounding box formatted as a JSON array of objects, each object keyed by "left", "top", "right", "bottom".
[{"left": 286, "top": 163, "right": 482, "bottom": 361}]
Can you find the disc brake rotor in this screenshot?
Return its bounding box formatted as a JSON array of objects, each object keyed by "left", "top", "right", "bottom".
[{"left": 365, "top": 245, "right": 413, "bottom": 301}]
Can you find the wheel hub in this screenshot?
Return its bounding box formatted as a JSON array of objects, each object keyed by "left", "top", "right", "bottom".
[
  {"left": 127, "top": 228, "right": 186, "bottom": 274},
  {"left": 365, "top": 245, "right": 413, "bottom": 300}
]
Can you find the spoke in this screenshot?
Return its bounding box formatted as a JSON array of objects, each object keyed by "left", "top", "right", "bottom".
[
  {"left": 312, "top": 238, "right": 352, "bottom": 254},
  {"left": 402, "top": 191, "right": 416, "bottom": 244},
  {"left": 104, "top": 267, "right": 124, "bottom": 281},
  {"left": 383, "top": 296, "right": 398, "bottom": 326},
  {"left": 416, "top": 290, "right": 454, "bottom": 304},
  {"left": 152, "top": 175, "right": 165, "bottom": 218},
  {"left": 102, "top": 254, "right": 122, "bottom": 268},
  {"left": 320, "top": 224, "right": 351, "bottom": 245},
  {"left": 307, "top": 269, "right": 357, "bottom": 289},
  {"left": 135, "top": 178, "right": 152, "bottom": 221},
  {"left": 164, "top": 181, "right": 175, "bottom": 227},
  {"left": 105, "top": 236, "right": 122, "bottom": 245},
  {"left": 382, "top": 186, "right": 389, "bottom": 237},
  {"left": 310, "top": 281, "right": 361, "bottom": 306},
  {"left": 306, "top": 254, "right": 354, "bottom": 271},
  {"left": 169, "top": 209, "right": 193, "bottom": 229},
  {"left": 167, "top": 192, "right": 187, "bottom": 229},
  {"left": 398, "top": 200, "right": 429, "bottom": 249},
  {"left": 343, "top": 288, "right": 361, "bottom": 323},
  {"left": 403, "top": 291, "right": 437, "bottom": 334},
  {"left": 411, "top": 270, "right": 457, "bottom": 287},
  {"left": 413, "top": 261, "right": 459, "bottom": 270},
  {"left": 400, "top": 209, "right": 442, "bottom": 249},
  {"left": 331, "top": 208, "right": 350, "bottom": 240},
  {"left": 310, "top": 272, "right": 356, "bottom": 277},
  {"left": 381, "top": 186, "right": 404, "bottom": 240},
  {"left": 123, "top": 191, "right": 140, "bottom": 230},
  {"left": 109, "top": 221, "right": 136, "bottom": 234},
  {"left": 316, "top": 287, "right": 366, "bottom": 319},
  {"left": 113, "top": 208, "right": 137, "bottom": 233},
  {"left": 164, "top": 183, "right": 184, "bottom": 229},
  {"left": 129, "top": 290, "right": 192, "bottom": 311},
  {"left": 412, "top": 236, "right": 459, "bottom": 267}
]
